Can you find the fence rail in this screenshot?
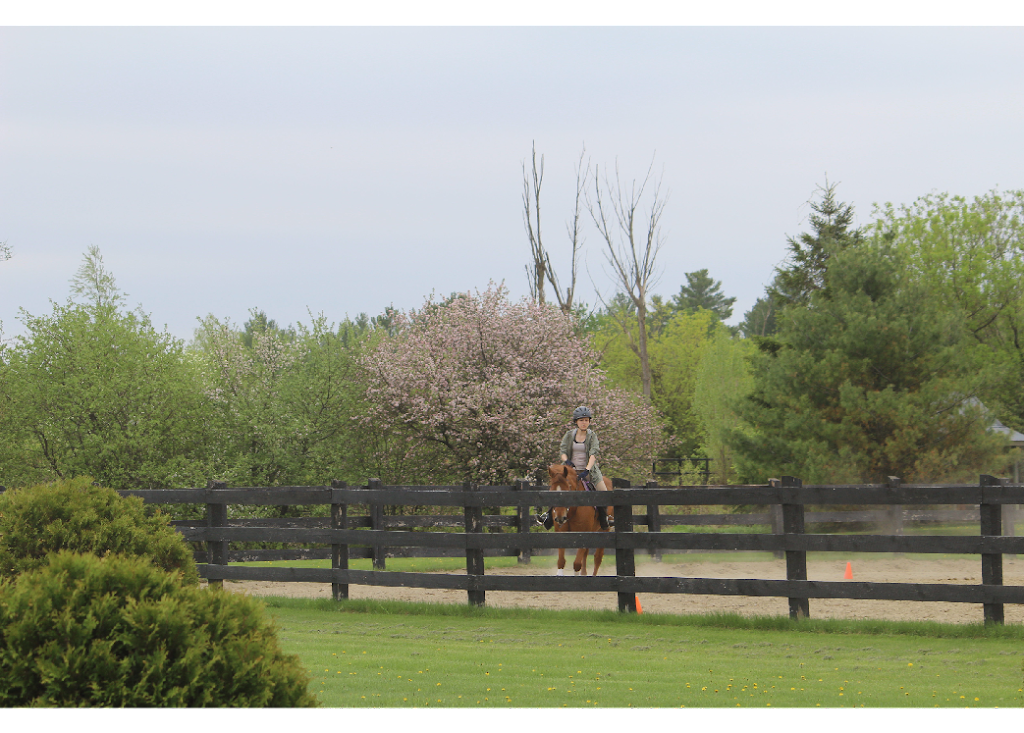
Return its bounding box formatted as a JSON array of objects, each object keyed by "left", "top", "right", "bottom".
[{"left": 113, "top": 475, "right": 1024, "bottom": 623}]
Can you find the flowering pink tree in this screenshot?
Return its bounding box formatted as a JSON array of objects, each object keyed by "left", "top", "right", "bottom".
[{"left": 361, "top": 283, "right": 666, "bottom": 485}]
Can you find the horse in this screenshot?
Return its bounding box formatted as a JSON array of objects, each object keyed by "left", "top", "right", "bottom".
[{"left": 547, "top": 464, "right": 613, "bottom": 576}]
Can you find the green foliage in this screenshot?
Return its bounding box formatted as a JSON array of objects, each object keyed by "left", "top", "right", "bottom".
[
  {"left": 191, "top": 311, "right": 374, "bottom": 489},
  {"left": 68, "top": 245, "right": 125, "bottom": 310},
  {"left": 872, "top": 189, "right": 1024, "bottom": 432},
  {"left": 0, "top": 552, "right": 318, "bottom": 707},
  {"left": 670, "top": 268, "right": 737, "bottom": 321},
  {"left": 738, "top": 297, "right": 777, "bottom": 338},
  {"left": 768, "top": 181, "right": 863, "bottom": 309},
  {"left": 597, "top": 307, "right": 717, "bottom": 455},
  {"left": 0, "top": 477, "right": 198, "bottom": 585},
  {"left": 730, "top": 242, "right": 1006, "bottom": 484},
  {"left": 692, "top": 331, "right": 755, "bottom": 483},
  {"left": 0, "top": 300, "right": 214, "bottom": 490},
  {"left": 240, "top": 308, "right": 296, "bottom": 350}
]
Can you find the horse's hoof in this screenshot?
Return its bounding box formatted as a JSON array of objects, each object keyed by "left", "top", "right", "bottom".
[{"left": 556, "top": 568, "right": 564, "bottom": 576}]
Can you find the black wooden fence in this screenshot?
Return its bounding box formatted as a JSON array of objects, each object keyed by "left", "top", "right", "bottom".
[{"left": 116, "top": 475, "right": 1024, "bottom": 623}]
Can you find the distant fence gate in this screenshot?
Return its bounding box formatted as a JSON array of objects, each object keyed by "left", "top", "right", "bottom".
[{"left": 118, "top": 475, "right": 1024, "bottom": 624}]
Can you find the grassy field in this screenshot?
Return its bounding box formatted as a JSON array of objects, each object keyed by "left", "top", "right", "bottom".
[{"left": 263, "top": 597, "right": 1024, "bottom": 708}]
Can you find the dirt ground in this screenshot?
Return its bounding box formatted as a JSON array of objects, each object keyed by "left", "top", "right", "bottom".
[{"left": 218, "top": 556, "right": 1024, "bottom": 624}]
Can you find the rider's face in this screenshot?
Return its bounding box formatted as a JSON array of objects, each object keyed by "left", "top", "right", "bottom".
[{"left": 575, "top": 417, "right": 591, "bottom": 430}]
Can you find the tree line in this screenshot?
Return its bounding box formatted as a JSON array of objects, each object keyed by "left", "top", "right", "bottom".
[
  {"left": 520, "top": 145, "right": 1023, "bottom": 484},
  {"left": 1, "top": 161, "right": 1022, "bottom": 490},
  {"left": 0, "top": 248, "right": 666, "bottom": 490}
]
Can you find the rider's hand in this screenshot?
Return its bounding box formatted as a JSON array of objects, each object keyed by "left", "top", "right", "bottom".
[
  {"left": 563, "top": 460, "right": 575, "bottom": 467},
  {"left": 576, "top": 468, "right": 590, "bottom": 481}
]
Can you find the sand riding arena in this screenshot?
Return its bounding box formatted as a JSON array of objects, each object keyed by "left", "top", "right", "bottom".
[{"left": 219, "top": 556, "right": 1024, "bottom": 625}]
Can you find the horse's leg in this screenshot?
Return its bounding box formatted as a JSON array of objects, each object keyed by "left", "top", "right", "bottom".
[
  {"left": 557, "top": 547, "right": 566, "bottom": 576},
  {"left": 592, "top": 547, "right": 604, "bottom": 576},
  {"left": 573, "top": 548, "right": 586, "bottom": 575}
]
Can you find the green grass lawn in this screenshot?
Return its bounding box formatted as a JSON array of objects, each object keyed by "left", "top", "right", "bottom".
[{"left": 263, "top": 597, "right": 1024, "bottom": 708}]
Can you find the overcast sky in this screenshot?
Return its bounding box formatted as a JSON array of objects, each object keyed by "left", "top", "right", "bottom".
[{"left": 3, "top": 25, "right": 1024, "bottom": 343}]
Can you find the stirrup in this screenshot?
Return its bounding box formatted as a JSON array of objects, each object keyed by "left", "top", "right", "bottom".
[{"left": 534, "top": 512, "right": 548, "bottom": 527}]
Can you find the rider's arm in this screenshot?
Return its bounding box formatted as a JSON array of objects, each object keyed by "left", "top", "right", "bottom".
[{"left": 559, "top": 430, "right": 572, "bottom": 461}]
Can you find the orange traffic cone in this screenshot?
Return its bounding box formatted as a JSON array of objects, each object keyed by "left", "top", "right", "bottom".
[
  {"left": 635, "top": 595, "right": 643, "bottom": 614},
  {"left": 844, "top": 562, "right": 853, "bottom": 580}
]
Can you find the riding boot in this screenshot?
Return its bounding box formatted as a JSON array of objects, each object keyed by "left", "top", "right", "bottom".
[
  {"left": 544, "top": 509, "right": 554, "bottom": 530},
  {"left": 597, "top": 507, "right": 608, "bottom": 529}
]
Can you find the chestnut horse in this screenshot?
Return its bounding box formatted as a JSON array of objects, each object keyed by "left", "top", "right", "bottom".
[{"left": 547, "top": 464, "right": 613, "bottom": 576}]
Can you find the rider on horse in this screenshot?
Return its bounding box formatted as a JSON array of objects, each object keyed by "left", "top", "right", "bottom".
[{"left": 537, "top": 405, "right": 611, "bottom": 529}]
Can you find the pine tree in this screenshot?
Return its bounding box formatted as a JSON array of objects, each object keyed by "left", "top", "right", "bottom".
[
  {"left": 768, "top": 182, "right": 862, "bottom": 308},
  {"left": 730, "top": 243, "right": 1004, "bottom": 484},
  {"left": 670, "top": 269, "right": 736, "bottom": 321}
]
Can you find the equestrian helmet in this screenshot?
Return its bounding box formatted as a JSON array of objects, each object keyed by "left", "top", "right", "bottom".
[{"left": 572, "top": 406, "right": 594, "bottom": 422}]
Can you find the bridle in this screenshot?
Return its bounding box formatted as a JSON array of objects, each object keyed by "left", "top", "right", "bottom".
[{"left": 549, "top": 472, "right": 580, "bottom": 527}]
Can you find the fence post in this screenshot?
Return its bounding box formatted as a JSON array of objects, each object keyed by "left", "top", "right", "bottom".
[
  {"left": 1014, "top": 461, "right": 1022, "bottom": 560},
  {"left": 780, "top": 476, "right": 808, "bottom": 620},
  {"left": 464, "top": 482, "right": 485, "bottom": 607},
  {"left": 888, "top": 476, "right": 904, "bottom": 558},
  {"left": 206, "top": 480, "right": 228, "bottom": 590},
  {"left": 615, "top": 493, "right": 637, "bottom": 613},
  {"left": 768, "top": 479, "right": 784, "bottom": 559},
  {"left": 645, "top": 479, "right": 662, "bottom": 563},
  {"left": 368, "top": 478, "right": 385, "bottom": 571},
  {"left": 514, "top": 480, "right": 531, "bottom": 565},
  {"left": 331, "top": 480, "right": 348, "bottom": 601},
  {"left": 980, "top": 474, "right": 1004, "bottom": 625}
]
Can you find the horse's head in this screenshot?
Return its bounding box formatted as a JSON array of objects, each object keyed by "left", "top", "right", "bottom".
[{"left": 547, "top": 464, "right": 581, "bottom": 527}]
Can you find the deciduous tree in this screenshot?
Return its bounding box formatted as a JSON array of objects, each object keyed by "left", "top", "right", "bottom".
[
  {"left": 522, "top": 143, "right": 589, "bottom": 316},
  {"left": 0, "top": 301, "right": 213, "bottom": 489},
  {"left": 588, "top": 156, "right": 667, "bottom": 401},
  {"left": 872, "top": 189, "right": 1024, "bottom": 431},
  {"left": 362, "top": 283, "right": 666, "bottom": 485},
  {"left": 191, "top": 310, "right": 371, "bottom": 488},
  {"left": 692, "top": 330, "right": 754, "bottom": 484}
]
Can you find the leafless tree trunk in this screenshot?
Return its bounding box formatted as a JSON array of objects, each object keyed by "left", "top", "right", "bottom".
[
  {"left": 588, "top": 156, "right": 666, "bottom": 401},
  {"left": 522, "top": 142, "right": 547, "bottom": 305},
  {"left": 523, "top": 143, "right": 589, "bottom": 316}
]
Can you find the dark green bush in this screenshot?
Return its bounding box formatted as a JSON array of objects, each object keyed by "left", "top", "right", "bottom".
[
  {"left": 0, "top": 552, "right": 318, "bottom": 707},
  {"left": 0, "top": 476, "right": 198, "bottom": 585}
]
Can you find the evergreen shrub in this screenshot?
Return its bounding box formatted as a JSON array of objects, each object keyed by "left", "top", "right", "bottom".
[
  {"left": 0, "top": 552, "right": 318, "bottom": 707},
  {"left": 0, "top": 476, "right": 198, "bottom": 585}
]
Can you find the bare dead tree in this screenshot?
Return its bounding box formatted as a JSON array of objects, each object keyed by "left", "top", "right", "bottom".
[
  {"left": 523, "top": 143, "right": 590, "bottom": 316},
  {"left": 545, "top": 147, "right": 590, "bottom": 316},
  {"left": 588, "top": 156, "right": 666, "bottom": 401},
  {"left": 522, "top": 142, "right": 547, "bottom": 305}
]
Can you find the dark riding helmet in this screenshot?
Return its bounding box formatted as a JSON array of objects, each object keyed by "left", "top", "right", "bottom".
[{"left": 572, "top": 406, "right": 593, "bottom": 422}]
